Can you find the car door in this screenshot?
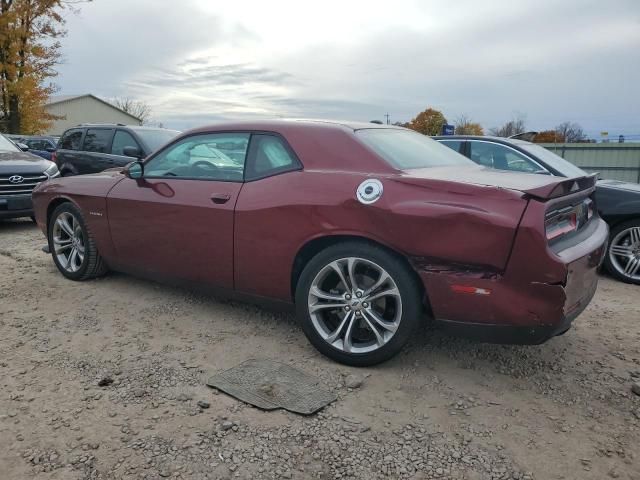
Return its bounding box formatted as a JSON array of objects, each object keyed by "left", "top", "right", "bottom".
[
  {"left": 57, "top": 128, "right": 85, "bottom": 174},
  {"left": 105, "top": 129, "right": 143, "bottom": 167},
  {"left": 80, "top": 128, "right": 115, "bottom": 173},
  {"left": 234, "top": 133, "right": 304, "bottom": 299},
  {"left": 106, "top": 132, "right": 250, "bottom": 288}
]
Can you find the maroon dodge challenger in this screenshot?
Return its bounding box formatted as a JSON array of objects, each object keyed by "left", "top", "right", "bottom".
[{"left": 32, "top": 120, "right": 608, "bottom": 366}]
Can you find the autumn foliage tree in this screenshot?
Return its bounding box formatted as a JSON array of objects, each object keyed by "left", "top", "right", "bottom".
[
  {"left": 533, "top": 130, "right": 564, "bottom": 143},
  {"left": 0, "top": 0, "right": 87, "bottom": 134},
  {"left": 406, "top": 107, "right": 447, "bottom": 136},
  {"left": 454, "top": 114, "right": 484, "bottom": 135}
]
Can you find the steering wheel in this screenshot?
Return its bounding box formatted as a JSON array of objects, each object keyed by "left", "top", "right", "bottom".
[{"left": 190, "top": 160, "right": 220, "bottom": 175}]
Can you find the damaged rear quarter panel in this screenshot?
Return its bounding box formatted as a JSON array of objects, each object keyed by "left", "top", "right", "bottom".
[{"left": 378, "top": 176, "right": 529, "bottom": 272}]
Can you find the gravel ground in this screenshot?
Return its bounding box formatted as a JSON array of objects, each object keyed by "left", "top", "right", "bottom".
[{"left": 1, "top": 218, "right": 639, "bottom": 480}]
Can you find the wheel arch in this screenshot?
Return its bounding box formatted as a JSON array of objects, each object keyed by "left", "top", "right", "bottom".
[
  {"left": 290, "top": 234, "right": 431, "bottom": 315},
  {"left": 46, "top": 196, "right": 80, "bottom": 230},
  {"left": 603, "top": 214, "right": 640, "bottom": 232}
]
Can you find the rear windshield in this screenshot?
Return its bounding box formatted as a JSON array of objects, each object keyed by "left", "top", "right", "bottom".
[
  {"left": 356, "top": 128, "right": 472, "bottom": 169},
  {"left": 134, "top": 129, "right": 180, "bottom": 153},
  {"left": 0, "top": 134, "right": 20, "bottom": 153},
  {"left": 520, "top": 144, "right": 588, "bottom": 178}
]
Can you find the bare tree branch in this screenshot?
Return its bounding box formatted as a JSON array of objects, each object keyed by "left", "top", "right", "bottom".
[{"left": 111, "top": 97, "right": 153, "bottom": 125}]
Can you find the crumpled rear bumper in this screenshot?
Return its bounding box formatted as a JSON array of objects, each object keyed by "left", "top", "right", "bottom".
[{"left": 416, "top": 216, "right": 608, "bottom": 344}]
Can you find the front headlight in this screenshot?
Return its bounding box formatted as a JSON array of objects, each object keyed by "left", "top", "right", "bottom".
[{"left": 44, "top": 163, "right": 60, "bottom": 178}]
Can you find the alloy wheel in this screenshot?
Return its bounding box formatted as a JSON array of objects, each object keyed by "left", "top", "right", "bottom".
[
  {"left": 608, "top": 226, "right": 640, "bottom": 281},
  {"left": 52, "top": 211, "right": 85, "bottom": 273},
  {"left": 307, "top": 257, "right": 402, "bottom": 354}
]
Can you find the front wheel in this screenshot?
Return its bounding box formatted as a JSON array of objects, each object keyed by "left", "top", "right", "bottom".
[
  {"left": 295, "top": 242, "right": 422, "bottom": 366},
  {"left": 604, "top": 219, "right": 640, "bottom": 284},
  {"left": 48, "top": 203, "right": 108, "bottom": 281}
]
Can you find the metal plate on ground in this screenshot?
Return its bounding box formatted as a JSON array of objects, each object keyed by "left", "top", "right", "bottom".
[{"left": 206, "top": 359, "right": 337, "bottom": 415}]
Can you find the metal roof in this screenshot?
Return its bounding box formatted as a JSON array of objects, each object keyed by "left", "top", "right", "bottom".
[{"left": 45, "top": 94, "right": 142, "bottom": 122}]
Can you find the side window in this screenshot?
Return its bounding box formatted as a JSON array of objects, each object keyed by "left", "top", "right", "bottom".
[
  {"left": 111, "top": 130, "right": 140, "bottom": 156},
  {"left": 83, "top": 129, "right": 114, "bottom": 153},
  {"left": 469, "top": 142, "right": 543, "bottom": 173},
  {"left": 144, "top": 133, "right": 249, "bottom": 181},
  {"left": 59, "top": 129, "right": 84, "bottom": 150},
  {"left": 246, "top": 134, "right": 300, "bottom": 180},
  {"left": 438, "top": 140, "right": 463, "bottom": 154}
]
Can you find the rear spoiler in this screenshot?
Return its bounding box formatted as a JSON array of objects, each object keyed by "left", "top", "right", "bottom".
[
  {"left": 509, "top": 131, "right": 539, "bottom": 142},
  {"left": 523, "top": 173, "right": 597, "bottom": 200}
]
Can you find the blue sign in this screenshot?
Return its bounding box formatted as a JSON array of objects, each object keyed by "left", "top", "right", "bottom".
[{"left": 442, "top": 124, "right": 455, "bottom": 135}]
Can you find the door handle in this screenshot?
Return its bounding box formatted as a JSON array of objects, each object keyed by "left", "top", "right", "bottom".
[{"left": 210, "top": 193, "right": 231, "bottom": 204}]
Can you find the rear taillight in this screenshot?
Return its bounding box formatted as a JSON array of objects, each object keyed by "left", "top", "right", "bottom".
[
  {"left": 545, "top": 198, "right": 593, "bottom": 242},
  {"left": 51, "top": 151, "right": 57, "bottom": 165},
  {"left": 545, "top": 210, "right": 578, "bottom": 241}
]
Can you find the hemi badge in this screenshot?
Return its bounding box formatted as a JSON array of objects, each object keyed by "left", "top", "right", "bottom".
[{"left": 89, "top": 211, "right": 103, "bottom": 217}]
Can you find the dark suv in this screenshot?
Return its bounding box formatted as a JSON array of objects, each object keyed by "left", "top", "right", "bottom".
[{"left": 55, "top": 124, "right": 180, "bottom": 176}]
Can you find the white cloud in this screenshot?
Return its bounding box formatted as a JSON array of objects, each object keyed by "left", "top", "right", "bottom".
[{"left": 56, "top": 0, "right": 640, "bottom": 136}]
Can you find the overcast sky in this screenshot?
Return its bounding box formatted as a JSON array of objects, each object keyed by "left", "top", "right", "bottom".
[{"left": 56, "top": 0, "right": 640, "bottom": 138}]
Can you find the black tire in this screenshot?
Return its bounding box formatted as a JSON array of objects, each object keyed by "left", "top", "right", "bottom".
[
  {"left": 295, "top": 241, "right": 423, "bottom": 366},
  {"left": 603, "top": 219, "right": 640, "bottom": 285},
  {"left": 48, "top": 202, "right": 108, "bottom": 281}
]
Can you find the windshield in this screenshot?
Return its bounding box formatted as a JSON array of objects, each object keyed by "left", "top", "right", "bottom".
[
  {"left": 0, "top": 134, "right": 20, "bottom": 153},
  {"left": 135, "top": 129, "right": 181, "bottom": 153},
  {"left": 356, "top": 129, "right": 473, "bottom": 169},
  {"left": 520, "top": 144, "right": 587, "bottom": 178}
]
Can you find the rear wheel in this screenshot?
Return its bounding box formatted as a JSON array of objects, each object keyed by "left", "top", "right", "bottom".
[
  {"left": 295, "top": 242, "right": 422, "bottom": 366},
  {"left": 604, "top": 219, "right": 640, "bottom": 284},
  {"left": 48, "top": 203, "right": 108, "bottom": 280}
]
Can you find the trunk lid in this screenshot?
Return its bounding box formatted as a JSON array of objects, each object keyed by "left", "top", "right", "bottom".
[{"left": 399, "top": 165, "right": 596, "bottom": 200}]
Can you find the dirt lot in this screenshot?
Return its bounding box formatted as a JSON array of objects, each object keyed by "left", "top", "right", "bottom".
[{"left": 0, "top": 218, "right": 639, "bottom": 480}]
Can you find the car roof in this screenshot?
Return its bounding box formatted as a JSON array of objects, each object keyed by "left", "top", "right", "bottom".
[
  {"left": 70, "top": 123, "right": 171, "bottom": 130},
  {"left": 432, "top": 135, "right": 531, "bottom": 146},
  {"left": 188, "top": 118, "right": 402, "bottom": 135}
]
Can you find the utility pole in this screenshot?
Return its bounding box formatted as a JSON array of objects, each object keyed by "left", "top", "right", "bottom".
[{"left": 384, "top": 113, "right": 390, "bottom": 125}]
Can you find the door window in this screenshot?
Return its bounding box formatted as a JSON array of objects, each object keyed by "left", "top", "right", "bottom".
[
  {"left": 83, "top": 129, "right": 114, "bottom": 153},
  {"left": 144, "top": 133, "right": 249, "bottom": 181},
  {"left": 246, "top": 134, "right": 301, "bottom": 180},
  {"left": 438, "top": 140, "right": 463, "bottom": 154},
  {"left": 468, "top": 141, "right": 545, "bottom": 173},
  {"left": 59, "top": 129, "right": 84, "bottom": 150},
  {"left": 111, "top": 130, "right": 141, "bottom": 156}
]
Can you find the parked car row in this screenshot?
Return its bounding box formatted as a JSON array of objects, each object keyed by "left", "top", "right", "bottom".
[
  {"left": 7, "top": 134, "right": 58, "bottom": 160},
  {"left": 1, "top": 119, "right": 637, "bottom": 365},
  {"left": 434, "top": 135, "right": 640, "bottom": 285},
  {"left": 0, "top": 124, "right": 180, "bottom": 221}
]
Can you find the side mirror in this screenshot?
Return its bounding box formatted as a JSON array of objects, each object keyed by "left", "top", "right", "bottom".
[
  {"left": 123, "top": 146, "right": 141, "bottom": 158},
  {"left": 125, "top": 161, "right": 144, "bottom": 179},
  {"left": 17, "top": 143, "right": 29, "bottom": 152}
]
